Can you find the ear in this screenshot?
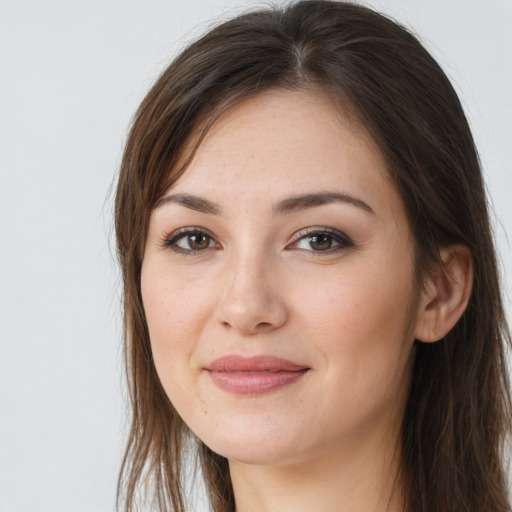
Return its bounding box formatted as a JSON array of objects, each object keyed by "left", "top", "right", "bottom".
[{"left": 413, "top": 244, "right": 473, "bottom": 343}]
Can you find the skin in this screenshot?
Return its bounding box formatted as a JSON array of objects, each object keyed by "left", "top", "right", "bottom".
[{"left": 141, "top": 89, "right": 470, "bottom": 511}]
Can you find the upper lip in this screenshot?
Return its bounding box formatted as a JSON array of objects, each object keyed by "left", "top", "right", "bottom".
[{"left": 205, "top": 355, "right": 309, "bottom": 372}]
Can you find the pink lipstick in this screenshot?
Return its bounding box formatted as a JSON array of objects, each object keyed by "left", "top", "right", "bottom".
[{"left": 204, "top": 355, "right": 309, "bottom": 395}]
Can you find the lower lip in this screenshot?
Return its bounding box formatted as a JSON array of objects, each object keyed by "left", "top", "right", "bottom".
[{"left": 207, "top": 369, "right": 309, "bottom": 395}]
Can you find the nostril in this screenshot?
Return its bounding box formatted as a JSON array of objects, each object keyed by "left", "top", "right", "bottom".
[
  {"left": 221, "top": 320, "right": 272, "bottom": 333},
  {"left": 217, "top": 297, "right": 288, "bottom": 334}
]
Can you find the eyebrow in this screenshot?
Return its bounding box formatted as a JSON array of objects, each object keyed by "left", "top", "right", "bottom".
[
  {"left": 272, "top": 192, "right": 375, "bottom": 216},
  {"left": 155, "top": 191, "right": 375, "bottom": 216},
  {"left": 154, "top": 193, "right": 222, "bottom": 215}
]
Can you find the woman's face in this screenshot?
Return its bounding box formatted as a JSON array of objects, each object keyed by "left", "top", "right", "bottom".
[{"left": 141, "top": 89, "right": 421, "bottom": 466}]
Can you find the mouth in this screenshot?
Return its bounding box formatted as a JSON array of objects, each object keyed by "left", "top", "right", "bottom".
[{"left": 204, "top": 355, "right": 310, "bottom": 395}]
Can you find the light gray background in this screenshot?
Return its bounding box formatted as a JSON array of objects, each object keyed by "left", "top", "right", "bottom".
[{"left": 1, "top": 1, "right": 511, "bottom": 511}]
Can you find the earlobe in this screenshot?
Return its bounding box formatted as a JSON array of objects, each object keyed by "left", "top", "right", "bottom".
[{"left": 413, "top": 245, "right": 473, "bottom": 343}]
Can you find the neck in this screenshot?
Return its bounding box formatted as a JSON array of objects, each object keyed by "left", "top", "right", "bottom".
[{"left": 229, "top": 419, "right": 404, "bottom": 512}]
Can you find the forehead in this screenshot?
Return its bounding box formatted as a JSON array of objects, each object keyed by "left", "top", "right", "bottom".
[{"left": 169, "top": 89, "right": 403, "bottom": 219}]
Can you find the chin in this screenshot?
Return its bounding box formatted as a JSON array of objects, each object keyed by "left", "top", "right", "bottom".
[
  {"left": 196, "top": 420, "right": 306, "bottom": 466},
  {"left": 208, "top": 441, "right": 297, "bottom": 466}
]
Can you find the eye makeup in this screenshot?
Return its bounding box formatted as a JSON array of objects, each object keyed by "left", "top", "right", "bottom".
[
  {"left": 160, "top": 227, "right": 220, "bottom": 256},
  {"left": 286, "top": 226, "right": 354, "bottom": 253},
  {"left": 160, "top": 225, "right": 354, "bottom": 257}
]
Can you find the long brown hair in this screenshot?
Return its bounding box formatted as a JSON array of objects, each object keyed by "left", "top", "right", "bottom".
[{"left": 114, "top": 1, "right": 511, "bottom": 510}]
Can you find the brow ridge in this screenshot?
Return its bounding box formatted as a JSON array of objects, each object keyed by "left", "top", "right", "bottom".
[
  {"left": 154, "top": 191, "right": 374, "bottom": 216},
  {"left": 154, "top": 193, "right": 222, "bottom": 215},
  {"left": 272, "top": 192, "right": 375, "bottom": 216}
]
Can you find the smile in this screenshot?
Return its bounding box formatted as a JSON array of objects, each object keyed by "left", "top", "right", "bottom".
[{"left": 204, "top": 355, "right": 310, "bottom": 396}]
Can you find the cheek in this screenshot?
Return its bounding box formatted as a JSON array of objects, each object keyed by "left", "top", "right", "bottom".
[
  {"left": 295, "top": 256, "right": 417, "bottom": 389},
  {"left": 140, "top": 262, "right": 213, "bottom": 378},
  {"left": 142, "top": 258, "right": 211, "bottom": 327},
  {"left": 301, "top": 264, "right": 412, "bottom": 333},
  {"left": 140, "top": 261, "right": 219, "bottom": 423},
  {"left": 296, "top": 265, "right": 416, "bottom": 430}
]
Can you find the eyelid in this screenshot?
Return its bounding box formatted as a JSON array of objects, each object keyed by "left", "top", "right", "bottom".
[
  {"left": 287, "top": 226, "right": 354, "bottom": 251},
  {"left": 160, "top": 226, "right": 221, "bottom": 253},
  {"left": 160, "top": 225, "right": 353, "bottom": 254}
]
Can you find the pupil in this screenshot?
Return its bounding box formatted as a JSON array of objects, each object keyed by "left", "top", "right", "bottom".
[
  {"left": 190, "top": 234, "right": 209, "bottom": 249},
  {"left": 310, "top": 234, "right": 332, "bottom": 250}
]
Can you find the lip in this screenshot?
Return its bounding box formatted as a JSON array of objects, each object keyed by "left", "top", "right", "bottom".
[{"left": 204, "top": 355, "right": 310, "bottom": 396}]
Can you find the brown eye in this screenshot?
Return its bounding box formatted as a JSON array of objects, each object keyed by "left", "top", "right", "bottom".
[
  {"left": 176, "top": 233, "right": 214, "bottom": 251},
  {"left": 187, "top": 234, "right": 211, "bottom": 250},
  {"left": 290, "top": 228, "right": 353, "bottom": 253},
  {"left": 308, "top": 234, "right": 334, "bottom": 251},
  {"left": 164, "top": 228, "right": 218, "bottom": 254}
]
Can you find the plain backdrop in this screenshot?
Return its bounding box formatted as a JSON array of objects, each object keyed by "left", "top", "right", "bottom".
[{"left": 0, "top": 1, "right": 511, "bottom": 511}]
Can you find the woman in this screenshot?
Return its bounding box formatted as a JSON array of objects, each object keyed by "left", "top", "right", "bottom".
[{"left": 114, "top": 1, "right": 511, "bottom": 511}]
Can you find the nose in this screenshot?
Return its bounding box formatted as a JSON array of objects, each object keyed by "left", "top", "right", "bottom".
[{"left": 215, "top": 254, "right": 288, "bottom": 335}]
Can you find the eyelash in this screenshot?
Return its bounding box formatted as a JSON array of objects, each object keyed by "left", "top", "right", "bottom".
[
  {"left": 287, "top": 227, "right": 354, "bottom": 253},
  {"left": 161, "top": 226, "right": 354, "bottom": 256},
  {"left": 161, "top": 227, "right": 219, "bottom": 256}
]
